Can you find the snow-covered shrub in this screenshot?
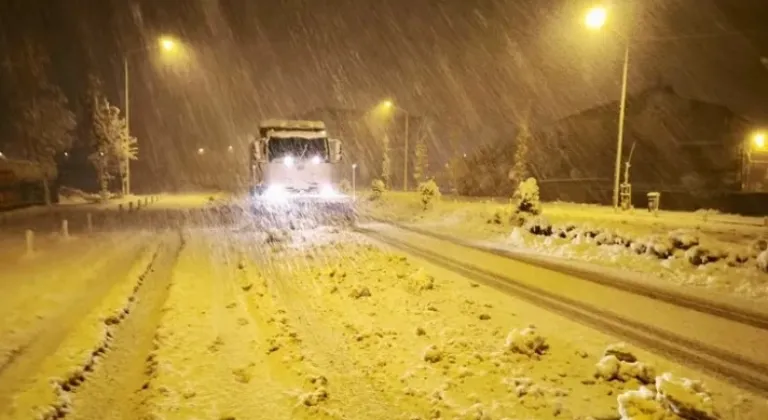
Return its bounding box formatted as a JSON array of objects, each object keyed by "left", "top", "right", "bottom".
[
  {"left": 370, "top": 178, "right": 386, "bottom": 200},
  {"left": 509, "top": 210, "right": 529, "bottom": 227},
  {"left": 524, "top": 216, "right": 552, "bottom": 236},
  {"left": 512, "top": 177, "right": 541, "bottom": 215},
  {"left": 504, "top": 325, "right": 548, "bottom": 356},
  {"left": 338, "top": 178, "right": 351, "bottom": 194},
  {"left": 726, "top": 250, "right": 750, "bottom": 267},
  {"left": 685, "top": 246, "right": 711, "bottom": 266},
  {"left": 594, "top": 355, "right": 655, "bottom": 384},
  {"left": 757, "top": 250, "right": 768, "bottom": 273},
  {"left": 668, "top": 230, "right": 700, "bottom": 251},
  {"left": 418, "top": 178, "right": 441, "bottom": 210},
  {"left": 422, "top": 344, "right": 443, "bottom": 363},
  {"left": 749, "top": 239, "right": 768, "bottom": 258}
]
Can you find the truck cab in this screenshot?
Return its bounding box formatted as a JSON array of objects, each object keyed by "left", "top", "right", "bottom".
[{"left": 250, "top": 119, "right": 343, "bottom": 200}]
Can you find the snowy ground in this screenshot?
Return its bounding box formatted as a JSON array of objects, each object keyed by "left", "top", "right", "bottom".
[
  {"left": 0, "top": 203, "right": 766, "bottom": 419},
  {"left": 360, "top": 192, "right": 768, "bottom": 301}
]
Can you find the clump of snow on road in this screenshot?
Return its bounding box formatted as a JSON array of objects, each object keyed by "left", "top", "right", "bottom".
[{"left": 504, "top": 325, "right": 548, "bottom": 357}]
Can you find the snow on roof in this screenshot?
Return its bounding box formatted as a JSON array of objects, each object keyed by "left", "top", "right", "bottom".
[
  {"left": 259, "top": 119, "right": 326, "bottom": 131},
  {"left": 268, "top": 130, "right": 328, "bottom": 139}
]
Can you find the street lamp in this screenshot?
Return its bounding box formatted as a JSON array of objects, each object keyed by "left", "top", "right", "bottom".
[
  {"left": 123, "top": 35, "right": 181, "bottom": 195},
  {"left": 585, "top": 5, "right": 630, "bottom": 210},
  {"left": 378, "top": 99, "right": 410, "bottom": 191},
  {"left": 753, "top": 132, "right": 766, "bottom": 150},
  {"left": 352, "top": 163, "right": 358, "bottom": 200},
  {"left": 197, "top": 147, "right": 205, "bottom": 155}
]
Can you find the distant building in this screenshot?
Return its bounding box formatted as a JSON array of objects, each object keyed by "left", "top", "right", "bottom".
[{"left": 530, "top": 84, "right": 754, "bottom": 198}]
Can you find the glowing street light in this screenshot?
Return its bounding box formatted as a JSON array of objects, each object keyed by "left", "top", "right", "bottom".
[
  {"left": 753, "top": 132, "right": 766, "bottom": 150},
  {"left": 197, "top": 147, "right": 205, "bottom": 155},
  {"left": 585, "top": 6, "right": 608, "bottom": 29},
  {"left": 159, "top": 36, "right": 177, "bottom": 52},
  {"left": 123, "top": 35, "right": 184, "bottom": 196},
  {"left": 377, "top": 99, "right": 411, "bottom": 191},
  {"left": 583, "top": 5, "right": 630, "bottom": 210}
]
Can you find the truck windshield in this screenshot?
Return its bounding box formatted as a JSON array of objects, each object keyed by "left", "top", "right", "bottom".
[{"left": 268, "top": 137, "right": 327, "bottom": 162}]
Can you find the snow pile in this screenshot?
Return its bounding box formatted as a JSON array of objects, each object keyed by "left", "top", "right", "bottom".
[
  {"left": 504, "top": 325, "right": 548, "bottom": 357},
  {"left": 592, "top": 343, "right": 719, "bottom": 420},
  {"left": 617, "top": 373, "right": 718, "bottom": 420}
]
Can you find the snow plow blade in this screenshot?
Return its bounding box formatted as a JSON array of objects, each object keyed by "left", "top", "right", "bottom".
[{"left": 250, "top": 197, "right": 356, "bottom": 229}]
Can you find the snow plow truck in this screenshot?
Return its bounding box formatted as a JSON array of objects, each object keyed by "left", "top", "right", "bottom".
[{"left": 248, "top": 119, "right": 354, "bottom": 226}]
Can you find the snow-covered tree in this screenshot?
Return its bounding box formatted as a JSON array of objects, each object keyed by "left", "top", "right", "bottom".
[
  {"left": 114, "top": 130, "right": 138, "bottom": 196},
  {"left": 418, "top": 177, "right": 440, "bottom": 210},
  {"left": 511, "top": 120, "right": 531, "bottom": 185},
  {"left": 512, "top": 177, "right": 542, "bottom": 215},
  {"left": 381, "top": 133, "right": 391, "bottom": 188},
  {"left": 371, "top": 178, "right": 386, "bottom": 200},
  {"left": 90, "top": 99, "right": 127, "bottom": 199},
  {"left": 413, "top": 131, "right": 429, "bottom": 184},
  {"left": 13, "top": 83, "right": 76, "bottom": 205}
]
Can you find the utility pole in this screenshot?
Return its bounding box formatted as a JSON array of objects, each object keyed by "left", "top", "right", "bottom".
[
  {"left": 123, "top": 57, "right": 131, "bottom": 196},
  {"left": 403, "top": 113, "right": 409, "bottom": 191}
]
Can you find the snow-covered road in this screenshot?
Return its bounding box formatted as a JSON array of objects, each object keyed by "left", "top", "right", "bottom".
[
  {"left": 356, "top": 222, "right": 768, "bottom": 395},
  {"left": 0, "top": 203, "right": 767, "bottom": 419}
]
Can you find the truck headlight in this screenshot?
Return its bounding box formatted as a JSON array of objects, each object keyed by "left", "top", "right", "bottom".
[
  {"left": 283, "top": 155, "right": 294, "bottom": 167},
  {"left": 311, "top": 155, "right": 322, "bottom": 165}
]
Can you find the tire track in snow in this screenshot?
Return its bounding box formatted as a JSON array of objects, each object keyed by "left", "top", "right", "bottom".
[
  {"left": 247, "top": 239, "right": 410, "bottom": 419},
  {"left": 64, "top": 232, "right": 183, "bottom": 420},
  {"left": 358, "top": 224, "right": 768, "bottom": 397},
  {"left": 0, "top": 236, "right": 159, "bottom": 413}
]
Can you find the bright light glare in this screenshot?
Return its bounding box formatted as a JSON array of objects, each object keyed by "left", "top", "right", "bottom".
[
  {"left": 283, "top": 155, "right": 294, "bottom": 167},
  {"left": 320, "top": 184, "right": 338, "bottom": 197},
  {"left": 263, "top": 185, "right": 287, "bottom": 201},
  {"left": 754, "top": 132, "right": 767, "bottom": 149},
  {"left": 160, "top": 37, "right": 176, "bottom": 51},
  {"left": 585, "top": 6, "right": 608, "bottom": 29},
  {"left": 311, "top": 155, "right": 322, "bottom": 164},
  {"left": 197, "top": 147, "right": 204, "bottom": 155},
  {"left": 352, "top": 163, "right": 358, "bottom": 169}
]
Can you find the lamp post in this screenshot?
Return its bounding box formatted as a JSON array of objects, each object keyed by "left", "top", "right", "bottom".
[
  {"left": 380, "top": 100, "right": 411, "bottom": 191},
  {"left": 352, "top": 163, "right": 358, "bottom": 200},
  {"left": 743, "top": 131, "right": 767, "bottom": 191},
  {"left": 585, "top": 6, "right": 630, "bottom": 210},
  {"left": 123, "top": 36, "right": 179, "bottom": 195}
]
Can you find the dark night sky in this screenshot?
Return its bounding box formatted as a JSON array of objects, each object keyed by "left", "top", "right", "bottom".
[{"left": 1, "top": 0, "right": 767, "bottom": 183}]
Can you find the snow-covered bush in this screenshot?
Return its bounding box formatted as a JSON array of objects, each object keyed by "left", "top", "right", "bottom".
[
  {"left": 338, "top": 178, "right": 351, "bottom": 194},
  {"left": 370, "top": 178, "right": 386, "bottom": 200},
  {"left": 512, "top": 177, "right": 541, "bottom": 215},
  {"left": 418, "top": 178, "right": 441, "bottom": 210},
  {"left": 749, "top": 239, "right": 768, "bottom": 258},
  {"left": 524, "top": 216, "right": 552, "bottom": 236},
  {"left": 757, "top": 250, "right": 768, "bottom": 273},
  {"left": 668, "top": 230, "right": 700, "bottom": 250}
]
